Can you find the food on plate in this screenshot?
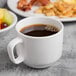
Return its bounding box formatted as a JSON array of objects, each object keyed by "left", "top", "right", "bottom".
[
  {"left": 17, "top": 0, "right": 51, "bottom": 11},
  {"left": 61, "top": 0, "right": 76, "bottom": 4},
  {"left": 37, "top": 0, "right": 51, "bottom": 6},
  {"left": 17, "top": 0, "right": 76, "bottom": 18},
  {"left": 0, "top": 8, "right": 13, "bottom": 30},
  {"left": 17, "top": 0, "right": 31, "bottom": 11},
  {"left": 35, "top": 1, "right": 76, "bottom": 18}
]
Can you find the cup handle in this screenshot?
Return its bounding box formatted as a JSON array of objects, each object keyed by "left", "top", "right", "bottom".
[{"left": 7, "top": 37, "right": 24, "bottom": 64}]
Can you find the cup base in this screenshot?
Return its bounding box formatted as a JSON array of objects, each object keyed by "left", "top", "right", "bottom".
[
  {"left": 24, "top": 61, "right": 58, "bottom": 69},
  {"left": 25, "top": 63, "right": 51, "bottom": 69}
]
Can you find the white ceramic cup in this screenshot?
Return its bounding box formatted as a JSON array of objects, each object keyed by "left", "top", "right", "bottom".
[{"left": 7, "top": 17, "right": 64, "bottom": 68}]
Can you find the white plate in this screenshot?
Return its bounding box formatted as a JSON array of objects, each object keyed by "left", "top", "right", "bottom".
[{"left": 7, "top": 0, "right": 76, "bottom": 22}]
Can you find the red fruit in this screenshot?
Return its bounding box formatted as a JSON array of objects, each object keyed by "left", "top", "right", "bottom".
[{"left": 1, "top": 23, "right": 8, "bottom": 29}]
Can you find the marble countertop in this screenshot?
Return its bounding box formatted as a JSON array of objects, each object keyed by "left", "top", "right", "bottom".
[{"left": 0, "top": 4, "right": 76, "bottom": 76}]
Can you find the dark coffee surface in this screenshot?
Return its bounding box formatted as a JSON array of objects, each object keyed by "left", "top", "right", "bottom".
[{"left": 20, "top": 24, "right": 59, "bottom": 37}]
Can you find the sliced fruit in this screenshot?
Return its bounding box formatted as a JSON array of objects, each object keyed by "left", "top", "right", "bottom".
[
  {"left": 0, "top": 8, "right": 5, "bottom": 20},
  {"left": 1, "top": 23, "right": 8, "bottom": 29},
  {"left": 61, "top": 0, "right": 76, "bottom": 4},
  {"left": 0, "top": 8, "right": 14, "bottom": 30},
  {"left": 3, "top": 9, "right": 13, "bottom": 25},
  {"left": 0, "top": 8, "right": 13, "bottom": 25}
]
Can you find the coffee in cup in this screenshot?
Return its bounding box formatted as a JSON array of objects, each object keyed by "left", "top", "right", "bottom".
[{"left": 20, "top": 24, "right": 59, "bottom": 37}]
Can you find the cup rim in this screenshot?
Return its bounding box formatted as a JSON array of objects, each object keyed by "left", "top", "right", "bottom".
[
  {"left": 0, "top": 11, "right": 17, "bottom": 33},
  {"left": 16, "top": 17, "right": 64, "bottom": 39}
]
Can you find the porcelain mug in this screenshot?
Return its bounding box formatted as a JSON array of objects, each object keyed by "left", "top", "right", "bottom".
[{"left": 7, "top": 17, "right": 64, "bottom": 68}]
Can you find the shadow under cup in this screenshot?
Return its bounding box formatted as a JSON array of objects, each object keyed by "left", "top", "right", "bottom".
[{"left": 8, "top": 17, "right": 64, "bottom": 68}]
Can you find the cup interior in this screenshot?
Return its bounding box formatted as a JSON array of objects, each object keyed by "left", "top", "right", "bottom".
[{"left": 16, "top": 17, "right": 63, "bottom": 37}]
